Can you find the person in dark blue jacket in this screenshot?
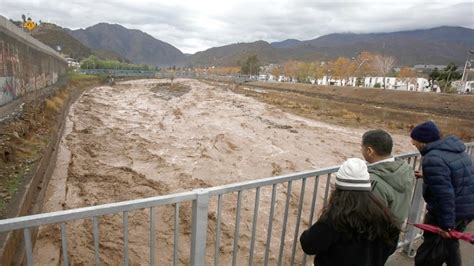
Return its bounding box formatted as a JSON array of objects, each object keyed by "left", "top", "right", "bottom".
[{"left": 410, "top": 121, "right": 474, "bottom": 266}]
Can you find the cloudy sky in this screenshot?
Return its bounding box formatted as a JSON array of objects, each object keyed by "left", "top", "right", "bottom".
[{"left": 1, "top": 0, "right": 473, "bottom": 53}]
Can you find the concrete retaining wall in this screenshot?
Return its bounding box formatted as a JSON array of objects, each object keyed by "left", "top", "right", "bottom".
[
  {"left": 0, "top": 16, "right": 67, "bottom": 107},
  {"left": 0, "top": 85, "right": 87, "bottom": 265}
]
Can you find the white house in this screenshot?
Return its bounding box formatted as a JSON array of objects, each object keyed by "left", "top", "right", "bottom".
[
  {"left": 360, "top": 77, "right": 431, "bottom": 91},
  {"left": 258, "top": 73, "right": 437, "bottom": 93},
  {"left": 316, "top": 76, "right": 338, "bottom": 86},
  {"left": 258, "top": 74, "right": 267, "bottom": 81},
  {"left": 464, "top": 81, "right": 474, "bottom": 93},
  {"left": 399, "top": 78, "right": 431, "bottom": 92},
  {"left": 364, "top": 77, "right": 385, "bottom": 88},
  {"left": 66, "top": 58, "right": 80, "bottom": 68},
  {"left": 267, "top": 74, "right": 277, "bottom": 82},
  {"left": 454, "top": 80, "right": 474, "bottom": 94}
]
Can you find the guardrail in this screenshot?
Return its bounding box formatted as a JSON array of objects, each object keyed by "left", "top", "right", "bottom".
[{"left": 1, "top": 143, "right": 473, "bottom": 265}]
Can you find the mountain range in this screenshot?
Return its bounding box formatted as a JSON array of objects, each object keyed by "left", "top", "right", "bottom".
[
  {"left": 66, "top": 23, "right": 186, "bottom": 67},
  {"left": 30, "top": 22, "right": 93, "bottom": 60},
  {"left": 31, "top": 22, "right": 128, "bottom": 62},
  {"left": 193, "top": 26, "right": 474, "bottom": 67},
  {"left": 32, "top": 22, "right": 474, "bottom": 68}
]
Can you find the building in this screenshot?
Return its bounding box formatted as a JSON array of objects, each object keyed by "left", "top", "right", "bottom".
[{"left": 66, "top": 58, "right": 80, "bottom": 68}]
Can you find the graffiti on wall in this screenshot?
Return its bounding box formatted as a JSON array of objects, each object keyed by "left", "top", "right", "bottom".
[
  {"left": 0, "top": 32, "right": 67, "bottom": 107},
  {"left": 0, "top": 41, "right": 21, "bottom": 78},
  {"left": 0, "top": 40, "right": 22, "bottom": 101},
  {"left": 0, "top": 41, "right": 3, "bottom": 76},
  {"left": 0, "top": 77, "right": 16, "bottom": 106}
]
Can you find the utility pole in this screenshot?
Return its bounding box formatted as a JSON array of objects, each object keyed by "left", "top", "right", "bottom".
[{"left": 461, "top": 50, "right": 474, "bottom": 82}]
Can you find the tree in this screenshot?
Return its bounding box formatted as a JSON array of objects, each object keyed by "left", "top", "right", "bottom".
[
  {"left": 330, "top": 57, "right": 355, "bottom": 83},
  {"left": 398, "top": 67, "right": 417, "bottom": 78},
  {"left": 208, "top": 66, "right": 240, "bottom": 75},
  {"left": 442, "top": 63, "right": 461, "bottom": 83},
  {"left": 295, "top": 62, "right": 317, "bottom": 83},
  {"left": 398, "top": 67, "right": 417, "bottom": 89},
  {"left": 435, "top": 63, "right": 462, "bottom": 93},
  {"left": 312, "top": 62, "right": 325, "bottom": 80},
  {"left": 283, "top": 60, "right": 300, "bottom": 81},
  {"left": 374, "top": 54, "right": 396, "bottom": 89},
  {"left": 240, "top": 55, "right": 260, "bottom": 76},
  {"left": 355, "top": 52, "right": 376, "bottom": 77},
  {"left": 279, "top": 61, "right": 321, "bottom": 83},
  {"left": 428, "top": 67, "right": 440, "bottom": 91},
  {"left": 79, "top": 55, "right": 157, "bottom": 71},
  {"left": 80, "top": 55, "right": 98, "bottom": 69},
  {"left": 271, "top": 65, "right": 282, "bottom": 79}
]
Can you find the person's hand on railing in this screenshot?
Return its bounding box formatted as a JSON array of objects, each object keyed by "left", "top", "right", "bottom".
[{"left": 414, "top": 170, "right": 423, "bottom": 179}]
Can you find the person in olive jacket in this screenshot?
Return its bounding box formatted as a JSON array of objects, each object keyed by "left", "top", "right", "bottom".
[
  {"left": 410, "top": 121, "right": 474, "bottom": 266},
  {"left": 361, "top": 129, "right": 415, "bottom": 228},
  {"left": 300, "top": 158, "right": 399, "bottom": 266}
]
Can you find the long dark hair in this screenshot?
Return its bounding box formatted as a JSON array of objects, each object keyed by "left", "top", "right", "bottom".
[{"left": 319, "top": 189, "right": 399, "bottom": 244}]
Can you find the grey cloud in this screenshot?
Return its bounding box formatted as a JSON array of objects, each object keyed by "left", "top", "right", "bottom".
[{"left": 1, "top": 1, "right": 472, "bottom": 53}]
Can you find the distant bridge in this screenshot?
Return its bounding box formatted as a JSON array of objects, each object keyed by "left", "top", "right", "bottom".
[{"left": 79, "top": 69, "right": 159, "bottom": 78}]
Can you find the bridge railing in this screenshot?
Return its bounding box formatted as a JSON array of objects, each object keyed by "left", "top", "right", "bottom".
[
  {"left": 78, "top": 69, "right": 158, "bottom": 77},
  {"left": 0, "top": 143, "right": 473, "bottom": 265}
]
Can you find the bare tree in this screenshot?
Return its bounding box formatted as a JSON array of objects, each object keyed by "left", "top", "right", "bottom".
[{"left": 374, "top": 55, "right": 396, "bottom": 89}]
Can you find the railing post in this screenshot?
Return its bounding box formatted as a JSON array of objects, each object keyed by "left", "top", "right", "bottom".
[
  {"left": 190, "top": 189, "right": 209, "bottom": 266},
  {"left": 403, "top": 177, "right": 425, "bottom": 257}
]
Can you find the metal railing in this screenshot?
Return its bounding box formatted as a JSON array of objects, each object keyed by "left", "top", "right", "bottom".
[
  {"left": 1, "top": 143, "right": 473, "bottom": 265},
  {"left": 78, "top": 69, "right": 158, "bottom": 77}
]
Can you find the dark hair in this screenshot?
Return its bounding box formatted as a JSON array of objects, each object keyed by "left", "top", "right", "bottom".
[
  {"left": 319, "top": 190, "right": 399, "bottom": 244},
  {"left": 362, "top": 129, "right": 393, "bottom": 156}
]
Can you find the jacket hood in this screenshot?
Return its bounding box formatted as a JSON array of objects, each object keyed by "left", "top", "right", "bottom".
[
  {"left": 421, "top": 135, "right": 466, "bottom": 156},
  {"left": 368, "top": 160, "right": 413, "bottom": 193}
]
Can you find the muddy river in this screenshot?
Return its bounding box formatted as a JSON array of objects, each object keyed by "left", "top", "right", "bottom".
[{"left": 33, "top": 79, "right": 415, "bottom": 265}]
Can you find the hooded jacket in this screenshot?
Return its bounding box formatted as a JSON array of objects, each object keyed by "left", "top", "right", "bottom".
[
  {"left": 369, "top": 160, "right": 415, "bottom": 227},
  {"left": 420, "top": 135, "right": 474, "bottom": 230}
]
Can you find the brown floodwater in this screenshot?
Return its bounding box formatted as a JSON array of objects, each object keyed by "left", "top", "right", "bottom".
[{"left": 33, "top": 79, "right": 415, "bottom": 265}]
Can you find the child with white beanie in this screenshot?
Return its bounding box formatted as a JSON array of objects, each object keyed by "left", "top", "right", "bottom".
[{"left": 300, "top": 158, "right": 399, "bottom": 266}]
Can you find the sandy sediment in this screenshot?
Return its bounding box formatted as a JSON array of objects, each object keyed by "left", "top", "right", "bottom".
[{"left": 33, "top": 79, "right": 415, "bottom": 265}]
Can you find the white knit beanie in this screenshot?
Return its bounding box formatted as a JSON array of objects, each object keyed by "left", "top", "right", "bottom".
[{"left": 335, "top": 158, "right": 371, "bottom": 191}]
